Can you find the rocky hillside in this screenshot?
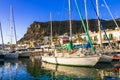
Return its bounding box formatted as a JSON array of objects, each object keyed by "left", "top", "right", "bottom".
[{"left": 18, "top": 19, "right": 120, "bottom": 43}]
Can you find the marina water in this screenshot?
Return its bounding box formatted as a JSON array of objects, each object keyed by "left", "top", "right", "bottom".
[{"left": 0, "top": 57, "right": 120, "bottom": 80}]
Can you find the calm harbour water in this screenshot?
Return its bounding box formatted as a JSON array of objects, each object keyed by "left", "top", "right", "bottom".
[{"left": 0, "top": 58, "right": 120, "bottom": 80}]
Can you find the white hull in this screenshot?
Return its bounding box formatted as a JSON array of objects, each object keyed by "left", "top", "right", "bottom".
[
  {"left": 42, "top": 56, "right": 100, "bottom": 67},
  {"left": 5, "top": 52, "right": 18, "bottom": 59}
]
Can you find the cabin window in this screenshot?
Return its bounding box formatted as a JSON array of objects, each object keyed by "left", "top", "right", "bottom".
[{"left": 109, "top": 34, "right": 113, "bottom": 40}]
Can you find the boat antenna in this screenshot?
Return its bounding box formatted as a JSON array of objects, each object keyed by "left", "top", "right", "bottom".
[
  {"left": 74, "top": 0, "right": 95, "bottom": 53},
  {"left": 0, "top": 22, "right": 5, "bottom": 50},
  {"left": 90, "top": 0, "right": 114, "bottom": 52},
  {"left": 103, "top": 0, "right": 119, "bottom": 28}
]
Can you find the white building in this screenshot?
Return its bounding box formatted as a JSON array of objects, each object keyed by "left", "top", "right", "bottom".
[{"left": 81, "top": 28, "right": 120, "bottom": 49}]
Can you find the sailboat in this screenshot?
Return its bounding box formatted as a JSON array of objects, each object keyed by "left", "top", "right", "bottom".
[
  {"left": 4, "top": 5, "right": 18, "bottom": 59},
  {"left": 42, "top": 0, "right": 101, "bottom": 67},
  {"left": 71, "top": 0, "right": 113, "bottom": 63}
]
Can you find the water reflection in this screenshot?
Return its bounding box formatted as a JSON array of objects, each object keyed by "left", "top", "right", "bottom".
[
  {"left": 0, "top": 58, "right": 120, "bottom": 80},
  {"left": 0, "top": 62, "right": 18, "bottom": 80},
  {"left": 27, "top": 57, "right": 44, "bottom": 77},
  {"left": 42, "top": 62, "right": 114, "bottom": 80}
]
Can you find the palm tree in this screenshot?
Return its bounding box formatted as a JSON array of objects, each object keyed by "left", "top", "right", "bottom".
[
  {"left": 26, "top": 41, "right": 30, "bottom": 47},
  {"left": 74, "top": 33, "right": 84, "bottom": 44},
  {"left": 39, "top": 36, "right": 44, "bottom": 43},
  {"left": 53, "top": 34, "right": 58, "bottom": 45},
  {"left": 33, "top": 41, "right": 37, "bottom": 47}
]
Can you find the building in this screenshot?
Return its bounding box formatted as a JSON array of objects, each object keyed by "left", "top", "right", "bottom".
[{"left": 81, "top": 28, "right": 120, "bottom": 49}]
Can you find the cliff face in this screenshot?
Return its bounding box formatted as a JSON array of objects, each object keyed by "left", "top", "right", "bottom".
[{"left": 18, "top": 19, "right": 120, "bottom": 43}]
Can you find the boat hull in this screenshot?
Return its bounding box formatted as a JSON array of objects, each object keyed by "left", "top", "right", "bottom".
[
  {"left": 98, "top": 55, "right": 113, "bottom": 62},
  {"left": 4, "top": 53, "right": 18, "bottom": 59},
  {"left": 0, "top": 54, "right": 4, "bottom": 63},
  {"left": 42, "top": 56, "right": 100, "bottom": 67},
  {"left": 18, "top": 52, "right": 30, "bottom": 58}
]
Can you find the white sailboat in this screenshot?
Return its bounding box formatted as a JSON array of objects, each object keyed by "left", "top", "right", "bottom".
[
  {"left": 72, "top": 0, "right": 113, "bottom": 63},
  {"left": 42, "top": 55, "right": 100, "bottom": 67},
  {"left": 42, "top": 0, "right": 101, "bottom": 67},
  {"left": 4, "top": 5, "right": 18, "bottom": 59}
]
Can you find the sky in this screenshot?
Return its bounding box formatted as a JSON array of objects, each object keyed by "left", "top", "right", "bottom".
[{"left": 0, "top": 0, "right": 120, "bottom": 44}]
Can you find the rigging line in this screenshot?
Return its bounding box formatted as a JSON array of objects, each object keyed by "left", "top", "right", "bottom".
[
  {"left": 60, "top": 0, "right": 66, "bottom": 20},
  {"left": 58, "top": 0, "right": 66, "bottom": 35},
  {"left": 103, "top": 0, "right": 119, "bottom": 28},
  {"left": 90, "top": 0, "right": 114, "bottom": 52},
  {"left": 74, "top": 0, "right": 95, "bottom": 53}
]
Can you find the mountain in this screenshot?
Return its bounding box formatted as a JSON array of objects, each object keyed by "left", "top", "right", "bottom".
[{"left": 18, "top": 19, "right": 120, "bottom": 44}]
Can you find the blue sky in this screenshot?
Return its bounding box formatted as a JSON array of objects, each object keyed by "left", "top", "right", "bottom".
[{"left": 0, "top": 0, "right": 120, "bottom": 44}]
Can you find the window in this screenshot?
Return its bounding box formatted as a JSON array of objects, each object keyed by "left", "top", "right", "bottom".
[
  {"left": 90, "top": 37, "right": 93, "bottom": 41},
  {"left": 103, "top": 35, "right": 106, "bottom": 40},
  {"left": 109, "top": 34, "right": 113, "bottom": 40}
]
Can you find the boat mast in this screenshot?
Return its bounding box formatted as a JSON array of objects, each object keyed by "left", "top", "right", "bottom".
[
  {"left": 10, "top": 5, "right": 13, "bottom": 48},
  {"left": 68, "top": 0, "right": 72, "bottom": 41},
  {"left": 0, "top": 22, "right": 5, "bottom": 50},
  {"left": 11, "top": 5, "right": 17, "bottom": 45},
  {"left": 90, "top": 0, "right": 114, "bottom": 52},
  {"left": 96, "top": 0, "right": 103, "bottom": 50},
  {"left": 50, "top": 12, "right": 53, "bottom": 48},
  {"left": 84, "top": 0, "right": 89, "bottom": 33},
  {"left": 74, "top": 0, "right": 95, "bottom": 53},
  {"left": 10, "top": 5, "right": 17, "bottom": 48}
]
